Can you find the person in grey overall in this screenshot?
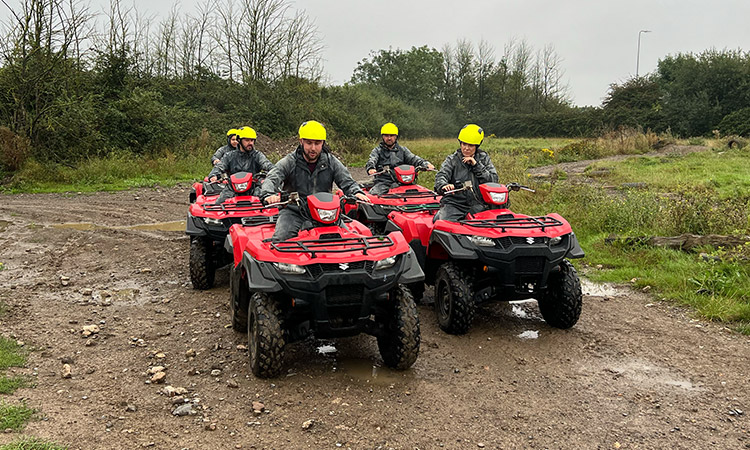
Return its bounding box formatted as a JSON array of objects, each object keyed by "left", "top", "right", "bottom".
[{"left": 365, "top": 122, "right": 434, "bottom": 195}]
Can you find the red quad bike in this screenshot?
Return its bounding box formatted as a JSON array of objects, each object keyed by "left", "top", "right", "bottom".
[
  {"left": 186, "top": 172, "right": 276, "bottom": 289},
  {"left": 425, "top": 182, "right": 585, "bottom": 335},
  {"left": 351, "top": 164, "right": 441, "bottom": 301},
  {"left": 226, "top": 192, "right": 424, "bottom": 378}
]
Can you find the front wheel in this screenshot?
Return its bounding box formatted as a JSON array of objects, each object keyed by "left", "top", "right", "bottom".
[
  {"left": 434, "top": 263, "right": 475, "bottom": 335},
  {"left": 248, "top": 293, "right": 285, "bottom": 378},
  {"left": 229, "top": 265, "right": 250, "bottom": 332},
  {"left": 538, "top": 260, "right": 582, "bottom": 329},
  {"left": 189, "top": 237, "right": 215, "bottom": 290},
  {"left": 377, "top": 284, "right": 420, "bottom": 370}
]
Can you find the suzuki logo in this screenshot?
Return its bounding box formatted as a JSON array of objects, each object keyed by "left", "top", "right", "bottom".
[
  {"left": 526, "top": 237, "right": 535, "bottom": 245},
  {"left": 339, "top": 263, "right": 349, "bottom": 270}
]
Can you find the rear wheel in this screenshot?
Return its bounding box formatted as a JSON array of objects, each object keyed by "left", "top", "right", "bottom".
[
  {"left": 377, "top": 284, "right": 420, "bottom": 370},
  {"left": 538, "top": 260, "right": 582, "bottom": 329},
  {"left": 189, "top": 237, "right": 215, "bottom": 290},
  {"left": 434, "top": 263, "right": 475, "bottom": 334},
  {"left": 248, "top": 293, "right": 285, "bottom": 378},
  {"left": 229, "top": 266, "right": 249, "bottom": 332}
]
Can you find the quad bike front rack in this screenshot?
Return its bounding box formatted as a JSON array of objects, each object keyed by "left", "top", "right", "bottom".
[
  {"left": 269, "top": 235, "right": 395, "bottom": 258},
  {"left": 459, "top": 215, "right": 564, "bottom": 232}
]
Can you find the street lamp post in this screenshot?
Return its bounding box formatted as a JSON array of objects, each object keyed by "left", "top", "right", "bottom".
[{"left": 636, "top": 29, "right": 652, "bottom": 77}]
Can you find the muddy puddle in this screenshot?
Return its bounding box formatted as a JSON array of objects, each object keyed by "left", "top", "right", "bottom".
[
  {"left": 0, "top": 219, "right": 11, "bottom": 231},
  {"left": 53, "top": 220, "right": 185, "bottom": 232},
  {"left": 580, "top": 278, "right": 625, "bottom": 297}
]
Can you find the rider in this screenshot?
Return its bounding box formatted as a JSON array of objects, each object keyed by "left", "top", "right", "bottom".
[
  {"left": 434, "top": 124, "right": 498, "bottom": 222},
  {"left": 208, "top": 126, "right": 274, "bottom": 197},
  {"left": 211, "top": 128, "right": 240, "bottom": 165},
  {"left": 365, "top": 122, "right": 434, "bottom": 195},
  {"left": 261, "top": 120, "right": 370, "bottom": 242}
]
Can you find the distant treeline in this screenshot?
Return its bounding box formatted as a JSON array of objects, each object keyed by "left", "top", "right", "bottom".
[{"left": 1, "top": 0, "right": 749, "bottom": 173}]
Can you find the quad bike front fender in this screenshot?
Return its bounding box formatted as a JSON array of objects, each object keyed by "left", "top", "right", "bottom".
[
  {"left": 240, "top": 253, "right": 283, "bottom": 293},
  {"left": 185, "top": 212, "right": 208, "bottom": 237},
  {"left": 358, "top": 203, "right": 388, "bottom": 222},
  {"left": 565, "top": 232, "right": 585, "bottom": 259},
  {"left": 398, "top": 248, "right": 425, "bottom": 285}
]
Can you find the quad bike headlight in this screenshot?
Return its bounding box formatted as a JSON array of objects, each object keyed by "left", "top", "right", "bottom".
[
  {"left": 468, "top": 235, "right": 495, "bottom": 247},
  {"left": 203, "top": 217, "right": 224, "bottom": 226},
  {"left": 399, "top": 174, "right": 414, "bottom": 184},
  {"left": 273, "top": 262, "right": 306, "bottom": 274},
  {"left": 488, "top": 192, "right": 507, "bottom": 204},
  {"left": 316, "top": 208, "right": 338, "bottom": 223},
  {"left": 549, "top": 236, "right": 563, "bottom": 246},
  {"left": 374, "top": 256, "right": 397, "bottom": 270},
  {"left": 233, "top": 182, "right": 249, "bottom": 192}
]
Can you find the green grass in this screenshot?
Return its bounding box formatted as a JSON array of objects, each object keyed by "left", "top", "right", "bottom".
[
  {"left": 0, "top": 337, "right": 28, "bottom": 395},
  {"left": 0, "top": 438, "right": 67, "bottom": 450},
  {"left": 0, "top": 402, "right": 35, "bottom": 431}
]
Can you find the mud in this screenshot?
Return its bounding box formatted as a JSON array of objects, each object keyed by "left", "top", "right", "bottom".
[{"left": 0, "top": 184, "right": 748, "bottom": 449}]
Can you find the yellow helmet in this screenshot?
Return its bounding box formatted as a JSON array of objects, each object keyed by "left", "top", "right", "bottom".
[
  {"left": 458, "top": 124, "right": 484, "bottom": 146},
  {"left": 237, "top": 127, "right": 257, "bottom": 140},
  {"left": 380, "top": 122, "right": 399, "bottom": 135},
  {"left": 226, "top": 128, "right": 239, "bottom": 137},
  {"left": 299, "top": 120, "right": 327, "bottom": 140}
]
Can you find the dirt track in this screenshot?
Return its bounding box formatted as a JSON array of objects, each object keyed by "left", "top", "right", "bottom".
[{"left": 0, "top": 185, "right": 748, "bottom": 449}]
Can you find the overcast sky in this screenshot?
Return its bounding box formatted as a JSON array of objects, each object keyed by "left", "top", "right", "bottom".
[{"left": 35, "top": 0, "right": 750, "bottom": 107}]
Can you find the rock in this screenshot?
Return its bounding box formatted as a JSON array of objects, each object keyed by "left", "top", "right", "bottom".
[
  {"left": 172, "top": 404, "right": 194, "bottom": 416},
  {"left": 642, "top": 285, "right": 652, "bottom": 293},
  {"left": 162, "top": 386, "right": 188, "bottom": 397},
  {"left": 204, "top": 423, "right": 217, "bottom": 431},
  {"left": 61, "top": 356, "right": 74, "bottom": 365},
  {"left": 185, "top": 348, "right": 197, "bottom": 358},
  {"left": 150, "top": 371, "right": 166, "bottom": 384},
  {"left": 60, "top": 276, "right": 71, "bottom": 286},
  {"left": 140, "top": 268, "right": 152, "bottom": 274},
  {"left": 147, "top": 366, "right": 166, "bottom": 375},
  {"left": 227, "top": 379, "right": 239, "bottom": 388},
  {"left": 236, "top": 344, "right": 248, "bottom": 351},
  {"left": 84, "top": 340, "right": 95, "bottom": 347},
  {"left": 81, "top": 325, "right": 100, "bottom": 337},
  {"left": 16, "top": 340, "right": 25, "bottom": 347},
  {"left": 81, "top": 288, "right": 93, "bottom": 296},
  {"left": 210, "top": 369, "right": 222, "bottom": 377},
  {"left": 125, "top": 404, "right": 137, "bottom": 412},
  {"left": 478, "top": 444, "right": 486, "bottom": 448},
  {"left": 155, "top": 352, "right": 166, "bottom": 359},
  {"left": 61, "top": 364, "right": 72, "bottom": 379},
  {"left": 252, "top": 401, "right": 265, "bottom": 416},
  {"left": 302, "top": 419, "right": 314, "bottom": 430}
]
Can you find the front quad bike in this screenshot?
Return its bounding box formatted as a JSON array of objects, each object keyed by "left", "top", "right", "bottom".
[
  {"left": 426, "top": 182, "right": 585, "bottom": 334},
  {"left": 226, "top": 192, "right": 424, "bottom": 378},
  {"left": 186, "top": 172, "right": 277, "bottom": 289}
]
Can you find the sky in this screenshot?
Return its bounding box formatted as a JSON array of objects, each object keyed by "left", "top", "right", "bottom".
[{"left": 16, "top": 0, "right": 750, "bottom": 107}]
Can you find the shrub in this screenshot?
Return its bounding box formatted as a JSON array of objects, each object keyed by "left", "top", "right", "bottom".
[{"left": 0, "top": 127, "right": 28, "bottom": 172}]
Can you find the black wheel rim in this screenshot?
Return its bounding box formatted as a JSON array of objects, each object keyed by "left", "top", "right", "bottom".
[{"left": 437, "top": 278, "right": 451, "bottom": 320}]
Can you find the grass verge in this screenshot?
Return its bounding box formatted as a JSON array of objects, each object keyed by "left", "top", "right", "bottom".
[
  {"left": 0, "top": 438, "right": 67, "bottom": 450},
  {"left": 0, "top": 402, "right": 35, "bottom": 431}
]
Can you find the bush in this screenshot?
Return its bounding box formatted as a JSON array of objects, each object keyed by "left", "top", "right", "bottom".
[
  {"left": 0, "top": 127, "right": 29, "bottom": 171},
  {"left": 717, "top": 107, "right": 750, "bottom": 137}
]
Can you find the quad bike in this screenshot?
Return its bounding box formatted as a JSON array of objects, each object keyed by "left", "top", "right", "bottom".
[
  {"left": 352, "top": 164, "right": 440, "bottom": 235},
  {"left": 424, "top": 182, "right": 585, "bottom": 334},
  {"left": 185, "top": 172, "right": 276, "bottom": 290},
  {"left": 226, "top": 192, "right": 424, "bottom": 378},
  {"left": 349, "top": 164, "right": 440, "bottom": 301}
]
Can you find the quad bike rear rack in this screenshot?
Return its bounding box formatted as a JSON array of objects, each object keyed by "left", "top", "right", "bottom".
[
  {"left": 391, "top": 203, "right": 440, "bottom": 213},
  {"left": 459, "top": 215, "right": 564, "bottom": 232},
  {"left": 378, "top": 190, "right": 440, "bottom": 202},
  {"left": 269, "top": 235, "right": 395, "bottom": 258},
  {"left": 203, "top": 201, "right": 267, "bottom": 214}
]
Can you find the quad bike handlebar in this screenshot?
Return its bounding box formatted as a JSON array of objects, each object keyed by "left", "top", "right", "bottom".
[
  {"left": 443, "top": 180, "right": 473, "bottom": 195},
  {"left": 506, "top": 182, "right": 535, "bottom": 193}
]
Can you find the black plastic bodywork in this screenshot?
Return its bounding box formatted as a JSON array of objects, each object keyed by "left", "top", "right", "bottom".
[{"left": 427, "top": 229, "right": 584, "bottom": 302}]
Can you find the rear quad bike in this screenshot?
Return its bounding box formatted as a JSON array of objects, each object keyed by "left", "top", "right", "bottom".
[
  {"left": 350, "top": 164, "right": 440, "bottom": 301},
  {"left": 425, "top": 182, "right": 585, "bottom": 334},
  {"left": 186, "top": 171, "right": 276, "bottom": 289},
  {"left": 226, "top": 192, "right": 424, "bottom": 378}
]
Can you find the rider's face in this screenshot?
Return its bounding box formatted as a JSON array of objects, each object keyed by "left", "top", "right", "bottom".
[
  {"left": 382, "top": 134, "right": 397, "bottom": 148},
  {"left": 460, "top": 141, "right": 477, "bottom": 157},
  {"left": 240, "top": 138, "right": 255, "bottom": 152},
  {"left": 301, "top": 139, "right": 324, "bottom": 162},
  {"left": 230, "top": 135, "right": 239, "bottom": 147}
]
